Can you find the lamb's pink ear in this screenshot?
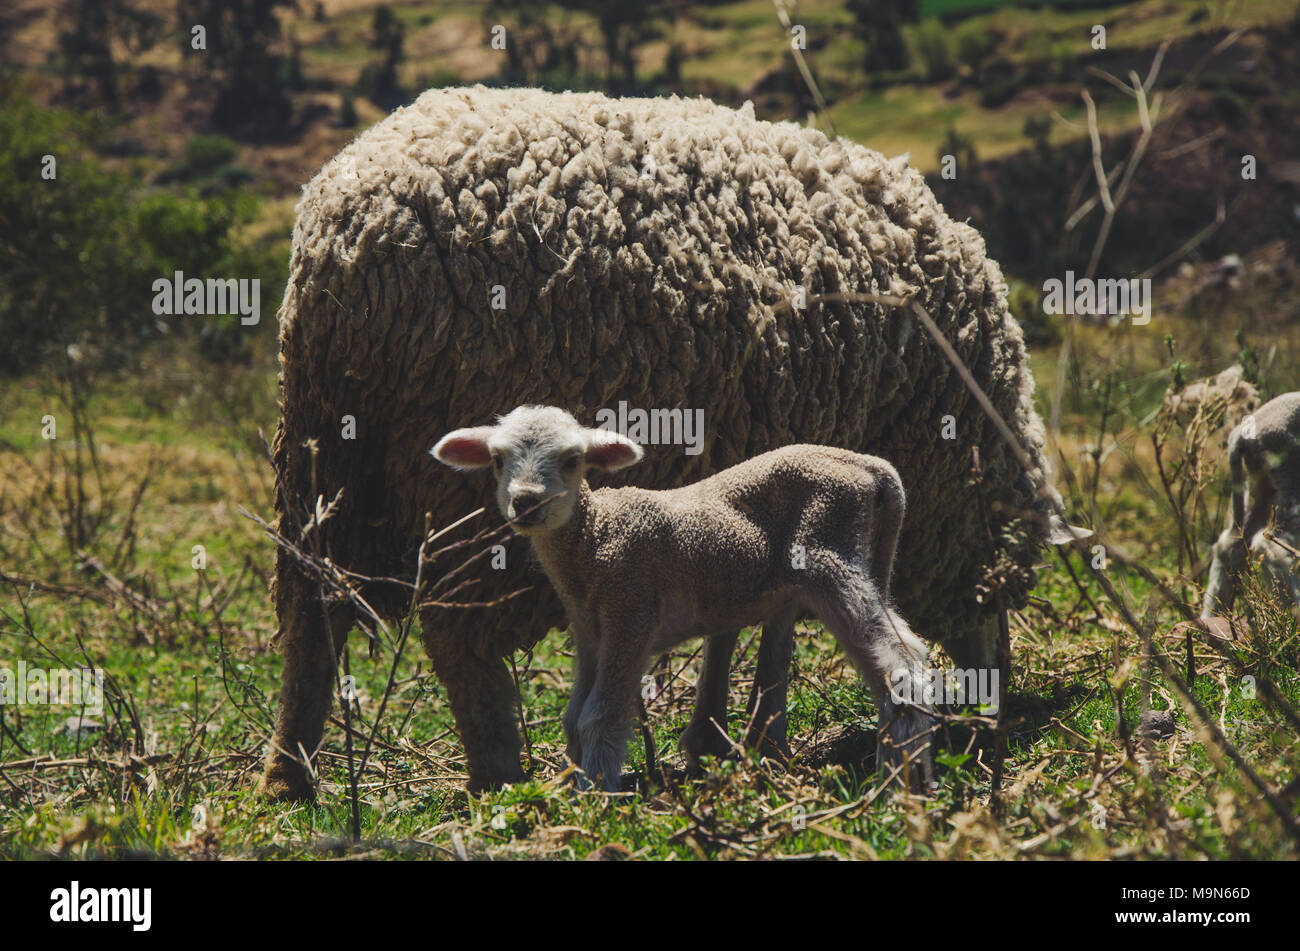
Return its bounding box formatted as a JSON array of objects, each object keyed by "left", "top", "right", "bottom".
[
  {"left": 431, "top": 428, "right": 494, "bottom": 469},
  {"left": 585, "top": 430, "right": 643, "bottom": 472}
]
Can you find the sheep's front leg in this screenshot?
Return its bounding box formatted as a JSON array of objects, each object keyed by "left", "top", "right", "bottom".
[
  {"left": 563, "top": 631, "right": 597, "bottom": 771},
  {"left": 679, "top": 631, "right": 739, "bottom": 771},
  {"left": 1253, "top": 533, "right": 1300, "bottom": 617},
  {"left": 744, "top": 606, "right": 798, "bottom": 762},
  {"left": 1286, "top": 544, "right": 1300, "bottom": 615},
  {"left": 577, "top": 628, "right": 648, "bottom": 792},
  {"left": 1203, "top": 527, "right": 1246, "bottom": 618}
]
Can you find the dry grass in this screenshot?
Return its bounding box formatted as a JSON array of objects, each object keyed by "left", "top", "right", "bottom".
[{"left": 2, "top": 0, "right": 1299, "bottom": 862}]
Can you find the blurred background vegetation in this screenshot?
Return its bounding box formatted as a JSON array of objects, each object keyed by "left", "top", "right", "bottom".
[
  {"left": 3, "top": 0, "right": 1298, "bottom": 377},
  {"left": 2, "top": 0, "right": 1300, "bottom": 859}
]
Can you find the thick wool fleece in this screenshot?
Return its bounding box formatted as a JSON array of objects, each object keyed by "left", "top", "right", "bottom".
[{"left": 269, "top": 85, "right": 1053, "bottom": 792}]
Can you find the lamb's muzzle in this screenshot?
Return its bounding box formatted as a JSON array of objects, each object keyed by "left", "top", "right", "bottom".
[{"left": 434, "top": 405, "right": 937, "bottom": 792}]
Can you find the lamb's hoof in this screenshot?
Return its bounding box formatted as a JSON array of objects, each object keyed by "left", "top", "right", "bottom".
[
  {"left": 576, "top": 756, "right": 626, "bottom": 793},
  {"left": 467, "top": 756, "right": 527, "bottom": 793},
  {"left": 876, "top": 744, "right": 935, "bottom": 795},
  {"left": 894, "top": 761, "right": 936, "bottom": 796},
  {"left": 555, "top": 759, "right": 589, "bottom": 789}
]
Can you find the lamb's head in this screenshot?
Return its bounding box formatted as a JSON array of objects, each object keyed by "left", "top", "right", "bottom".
[{"left": 432, "top": 405, "right": 643, "bottom": 534}]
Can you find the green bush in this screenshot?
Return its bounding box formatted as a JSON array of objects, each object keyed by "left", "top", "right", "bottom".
[
  {"left": 1008, "top": 279, "right": 1057, "bottom": 347},
  {"left": 0, "top": 83, "right": 272, "bottom": 373},
  {"left": 161, "top": 134, "right": 242, "bottom": 185},
  {"left": 955, "top": 22, "right": 996, "bottom": 73},
  {"left": 914, "top": 18, "right": 954, "bottom": 81},
  {"left": 977, "top": 56, "right": 1024, "bottom": 108}
]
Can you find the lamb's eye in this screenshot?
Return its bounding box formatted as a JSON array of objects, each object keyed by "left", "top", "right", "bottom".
[
  {"left": 562, "top": 455, "right": 580, "bottom": 472},
  {"left": 490, "top": 455, "right": 502, "bottom": 472}
]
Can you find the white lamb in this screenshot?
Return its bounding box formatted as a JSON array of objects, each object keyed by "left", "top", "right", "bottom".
[
  {"left": 1203, "top": 391, "right": 1300, "bottom": 619},
  {"left": 433, "top": 405, "right": 936, "bottom": 792}
]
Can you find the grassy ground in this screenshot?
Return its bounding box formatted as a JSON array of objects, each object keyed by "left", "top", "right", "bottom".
[
  {"left": 1, "top": 279, "right": 1299, "bottom": 859},
  {"left": 2, "top": 0, "right": 1298, "bottom": 861}
]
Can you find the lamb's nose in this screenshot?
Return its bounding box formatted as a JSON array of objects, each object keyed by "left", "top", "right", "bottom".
[{"left": 511, "top": 492, "right": 545, "bottom": 524}]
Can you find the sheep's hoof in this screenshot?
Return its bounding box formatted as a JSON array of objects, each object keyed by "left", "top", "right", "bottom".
[
  {"left": 678, "top": 723, "right": 734, "bottom": 772},
  {"left": 466, "top": 767, "right": 526, "bottom": 794},
  {"left": 556, "top": 761, "right": 589, "bottom": 789},
  {"left": 876, "top": 750, "right": 935, "bottom": 795},
  {"left": 258, "top": 765, "right": 316, "bottom": 804},
  {"left": 742, "top": 728, "right": 789, "bottom": 765}
]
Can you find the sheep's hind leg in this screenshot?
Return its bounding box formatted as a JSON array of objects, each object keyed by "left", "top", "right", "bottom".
[
  {"left": 679, "top": 631, "right": 740, "bottom": 772},
  {"left": 744, "top": 605, "right": 798, "bottom": 763},
  {"left": 260, "top": 567, "right": 356, "bottom": 802},
  {"left": 424, "top": 614, "right": 526, "bottom": 793}
]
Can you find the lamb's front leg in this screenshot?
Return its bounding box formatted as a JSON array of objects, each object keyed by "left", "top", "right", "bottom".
[
  {"left": 577, "top": 630, "right": 648, "bottom": 792},
  {"left": 563, "top": 631, "right": 597, "bottom": 771}
]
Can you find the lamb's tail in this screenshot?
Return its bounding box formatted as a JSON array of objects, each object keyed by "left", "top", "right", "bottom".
[{"left": 867, "top": 461, "right": 906, "bottom": 601}]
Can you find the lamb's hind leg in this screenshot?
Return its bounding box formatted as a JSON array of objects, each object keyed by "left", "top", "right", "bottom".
[
  {"left": 817, "top": 581, "right": 935, "bottom": 791},
  {"left": 679, "top": 631, "right": 740, "bottom": 771},
  {"left": 744, "top": 605, "right": 798, "bottom": 762}
]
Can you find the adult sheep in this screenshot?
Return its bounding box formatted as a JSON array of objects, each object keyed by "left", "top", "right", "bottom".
[{"left": 260, "top": 85, "right": 1060, "bottom": 800}]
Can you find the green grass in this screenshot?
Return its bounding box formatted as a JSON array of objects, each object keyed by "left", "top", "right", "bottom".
[
  {"left": 665, "top": 0, "right": 1298, "bottom": 167},
  {"left": 2, "top": 0, "right": 1300, "bottom": 863},
  {"left": 2, "top": 299, "right": 1299, "bottom": 859},
  {"left": 825, "top": 82, "right": 1138, "bottom": 168}
]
